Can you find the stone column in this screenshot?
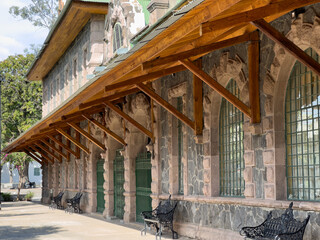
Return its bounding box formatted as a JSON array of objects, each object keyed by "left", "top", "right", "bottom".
[
  {"left": 41, "top": 164, "right": 50, "bottom": 204},
  {"left": 64, "top": 161, "right": 69, "bottom": 190},
  {"left": 75, "top": 159, "right": 80, "bottom": 190}
]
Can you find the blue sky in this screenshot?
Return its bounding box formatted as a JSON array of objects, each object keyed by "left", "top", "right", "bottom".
[{"left": 0, "top": 0, "right": 49, "bottom": 61}]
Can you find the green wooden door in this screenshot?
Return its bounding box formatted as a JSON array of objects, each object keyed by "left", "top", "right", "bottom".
[
  {"left": 114, "top": 150, "right": 125, "bottom": 219},
  {"left": 136, "top": 152, "right": 152, "bottom": 223},
  {"left": 97, "top": 158, "right": 105, "bottom": 213}
]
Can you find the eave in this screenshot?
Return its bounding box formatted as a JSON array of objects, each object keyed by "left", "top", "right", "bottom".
[
  {"left": 27, "top": 0, "right": 109, "bottom": 81},
  {"left": 4, "top": 0, "right": 320, "bottom": 158}
]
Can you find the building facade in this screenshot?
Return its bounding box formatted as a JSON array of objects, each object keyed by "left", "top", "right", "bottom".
[{"left": 4, "top": 0, "right": 320, "bottom": 239}]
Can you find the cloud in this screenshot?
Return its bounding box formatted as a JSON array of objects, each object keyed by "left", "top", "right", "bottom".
[{"left": 0, "top": 35, "right": 24, "bottom": 49}]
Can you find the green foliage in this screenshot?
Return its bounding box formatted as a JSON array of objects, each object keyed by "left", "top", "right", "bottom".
[
  {"left": 0, "top": 53, "right": 42, "bottom": 170},
  {"left": 9, "top": 0, "right": 59, "bottom": 30},
  {"left": 25, "top": 191, "right": 34, "bottom": 201},
  {"left": 1, "top": 192, "right": 12, "bottom": 202}
]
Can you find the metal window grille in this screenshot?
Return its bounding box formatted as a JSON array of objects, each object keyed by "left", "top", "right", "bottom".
[
  {"left": 177, "top": 97, "right": 184, "bottom": 195},
  {"left": 219, "top": 79, "right": 244, "bottom": 197},
  {"left": 114, "top": 149, "right": 125, "bottom": 219},
  {"left": 286, "top": 48, "right": 320, "bottom": 201},
  {"left": 113, "top": 23, "right": 123, "bottom": 53}
]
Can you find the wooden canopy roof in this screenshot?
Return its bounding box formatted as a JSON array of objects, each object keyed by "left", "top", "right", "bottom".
[{"left": 4, "top": 0, "right": 320, "bottom": 164}]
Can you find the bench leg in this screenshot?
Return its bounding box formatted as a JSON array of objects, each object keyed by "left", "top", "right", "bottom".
[{"left": 141, "top": 221, "right": 147, "bottom": 236}]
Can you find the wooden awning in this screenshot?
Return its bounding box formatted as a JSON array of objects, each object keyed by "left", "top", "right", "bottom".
[{"left": 4, "top": 0, "right": 320, "bottom": 164}]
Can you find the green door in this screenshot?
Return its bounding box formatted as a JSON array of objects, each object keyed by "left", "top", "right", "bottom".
[
  {"left": 136, "top": 152, "right": 152, "bottom": 223},
  {"left": 97, "top": 158, "right": 105, "bottom": 213},
  {"left": 114, "top": 150, "right": 125, "bottom": 219}
]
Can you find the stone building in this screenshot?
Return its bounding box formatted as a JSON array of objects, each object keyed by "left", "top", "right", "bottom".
[{"left": 3, "top": 0, "right": 320, "bottom": 239}]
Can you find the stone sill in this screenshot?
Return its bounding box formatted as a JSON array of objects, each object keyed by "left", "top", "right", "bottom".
[{"left": 156, "top": 194, "right": 320, "bottom": 212}]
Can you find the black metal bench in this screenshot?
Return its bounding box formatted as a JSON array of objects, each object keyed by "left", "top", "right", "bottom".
[
  {"left": 65, "top": 192, "right": 83, "bottom": 214},
  {"left": 141, "top": 195, "right": 178, "bottom": 240},
  {"left": 49, "top": 191, "right": 64, "bottom": 209},
  {"left": 240, "top": 202, "right": 310, "bottom": 240}
]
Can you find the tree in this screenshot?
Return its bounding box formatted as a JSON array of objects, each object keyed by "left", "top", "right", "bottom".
[
  {"left": 0, "top": 54, "right": 42, "bottom": 199},
  {"left": 9, "top": 0, "right": 59, "bottom": 30}
]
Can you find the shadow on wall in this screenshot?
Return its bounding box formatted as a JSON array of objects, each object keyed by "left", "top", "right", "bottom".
[{"left": 0, "top": 226, "right": 62, "bottom": 240}]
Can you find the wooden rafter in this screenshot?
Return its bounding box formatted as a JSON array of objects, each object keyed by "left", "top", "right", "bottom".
[
  {"left": 67, "top": 122, "right": 106, "bottom": 151},
  {"left": 252, "top": 18, "right": 320, "bottom": 78},
  {"left": 82, "top": 114, "right": 126, "bottom": 146},
  {"left": 42, "top": 139, "right": 62, "bottom": 163},
  {"left": 180, "top": 59, "right": 251, "bottom": 118},
  {"left": 136, "top": 83, "right": 195, "bottom": 131},
  {"left": 104, "top": 65, "right": 186, "bottom": 93},
  {"left": 40, "top": 139, "right": 67, "bottom": 161},
  {"left": 193, "top": 59, "right": 203, "bottom": 135},
  {"left": 23, "top": 149, "right": 43, "bottom": 165},
  {"left": 248, "top": 31, "right": 261, "bottom": 124},
  {"left": 56, "top": 128, "right": 90, "bottom": 154},
  {"left": 34, "top": 142, "right": 59, "bottom": 162},
  {"left": 47, "top": 135, "right": 79, "bottom": 159},
  {"left": 142, "top": 33, "right": 253, "bottom": 71},
  {"left": 79, "top": 88, "right": 139, "bottom": 110},
  {"left": 29, "top": 146, "right": 53, "bottom": 164},
  {"left": 104, "top": 100, "right": 153, "bottom": 139}
]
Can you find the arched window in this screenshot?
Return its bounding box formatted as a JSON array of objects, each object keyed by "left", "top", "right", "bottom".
[
  {"left": 113, "top": 23, "right": 123, "bottom": 53},
  {"left": 219, "top": 79, "right": 244, "bottom": 197},
  {"left": 286, "top": 48, "right": 320, "bottom": 201}
]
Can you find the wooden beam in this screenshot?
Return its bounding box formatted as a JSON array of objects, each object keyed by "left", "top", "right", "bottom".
[
  {"left": 67, "top": 122, "right": 106, "bottom": 151},
  {"left": 29, "top": 146, "right": 53, "bottom": 164},
  {"left": 202, "top": 0, "right": 320, "bottom": 33},
  {"left": 23, "top": 149, "right": 43, "bottom": 165},
  {"left": 40, "top": 139, "right": 67, "bottom": 161},
  {"left": 79, "top": 88, "right": 138, "bottom": 110},
  {"left": 136, "top": 83, "right": 195, "bottom": 130},
  {"left": 104, "top": 100, "right": 153, "bottom": 139},
  {"left": 47, "top": 135, "right": 79, "bottom": 159},
  {"left": 56, "top": 128, "right": 90, "bottom": 154},
  {"left": 34, "top": 142, "right": 59, "bottom": 161},
  {"left": 82, "top": 114, "right": 126, "bottom": 146},
  {"left": 180, "top": 59, "right": 251, "bottom": 118},
  {"left": 193, "top": 59, "right": 203, "bottom": 135},
  {"left": 104, "top": 65, "right": 186, "bottom": 92},
  {"left": 142, "top": 33, "right": 253, "bottom": 71},
  {"left": 248, "top": 31, "right": 261, "bottom": 124},
  {"left": 252, "top": 19, "right": 320, "bottom": 78}
]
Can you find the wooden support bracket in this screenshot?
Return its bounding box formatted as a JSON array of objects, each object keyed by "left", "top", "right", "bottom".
[
  {"left": 104, "top": 100, "right": 154, "bottom": 139},
  {"left": 82, "top": 114, "right": 126, "bottom": 146},
  {"left": 56, "top": 128, "right": 91, "bottom": 154},
  {"left": 67, "top": 122, "right": 106, "bottom": 151},
  {"left": 248, "top": 31, "right": 261, "bottom": 124},
  {"left": 179, "top": 59, "right": 251, "bottom": 118},
  {"left": 136, "top": 83, "right": 195, "bottom": 131},
  {"left": 252, "top": 19, "right": 320, "bottom": 78},
  {"left": 29, "top": 146, "right": 53, "bottom": 164},
  {"left": 40, "top": 139, "right": 67, "bottom": 161},
  {"left": 34, "top": 142, "right": 59, "bottom": 162},
  {"left": 23, "top": 149, "right": 43, "bottom": 165},
  {"left": 47, "top": 135, "right": 79, "bottom": 159}
]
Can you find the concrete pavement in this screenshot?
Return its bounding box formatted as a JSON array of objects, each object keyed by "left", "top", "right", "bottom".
[{"left": 0, "top": 200, "right": 189, "bottom": 240}]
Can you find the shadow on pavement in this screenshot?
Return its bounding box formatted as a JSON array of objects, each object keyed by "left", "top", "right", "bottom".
[
  {"left": 0, "top": 213, "right": 45, "bottom": 218},
  {"left": 0, "top": 226, "right": 62, "bottom": 239}
]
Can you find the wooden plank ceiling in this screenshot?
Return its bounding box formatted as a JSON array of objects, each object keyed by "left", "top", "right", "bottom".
[{"left": 4, "top": 0, "right": 320, "bottom": 164}]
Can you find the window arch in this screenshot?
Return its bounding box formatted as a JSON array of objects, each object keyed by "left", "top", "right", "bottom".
[
  {"left": 113, "top": 23, "right": 123, "bottom": 53},
  {"left": 219, "top": 79, "right": 244, "bottom": 197},
  {"left": 286, "top": 48, "right": 320, "bottom": 201}
]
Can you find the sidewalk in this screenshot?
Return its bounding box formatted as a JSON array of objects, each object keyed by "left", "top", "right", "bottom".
[{"left": 0, "top": 201, "right": 189, "bottom": 240}]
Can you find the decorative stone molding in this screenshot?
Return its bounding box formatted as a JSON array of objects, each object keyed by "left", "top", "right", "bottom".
[
  {"left": 203, "top": 52, "right": 250, "bottom": 197},
  {"left": 147, "top": 0, "right": 169, "bottom": 13}
]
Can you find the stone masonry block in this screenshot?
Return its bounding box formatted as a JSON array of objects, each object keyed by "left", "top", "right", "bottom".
[
  {"left": 203, "top": 143, "right": 210, "bottom": 156},
  {"left": 263, "top": 150, "right": 275, "bottom": 165},
  {"left": 266, "top": 132, "right": 274, "bottom": 148},
  {"left": 265, "top": 97, "right": 273, "bottom": 116},
  {"left": 265, "top": 184, "right": 275, "bottom": 199},
  {"left": 244, "top": 134, "right": 252, "bottom": 151},
  {"left": 244, "top": 167, "right": 252, "bottom": 183},
  {"left": 203, "top": 158, "right": 211, "bottom": 169},
  {"left": 266, "top": 166, "right": 275, "bottom": 183},
  {"left": 244, "top": 152, "right": 254, "bottom": 166},
  {"left": 203, "top": 170, "right": 211, "bottom": 183},
  {"left": 263, "top": 117, "right": 273, "bottom": 132},
  {"left": 244, "top": 184, "right": 255, "bottom": 198},
  {"left": 203, "top": 129, "right": 210, "bottom": 142},
  {"left": 248, "top": 124, "right": 263, "bottom": 135}
]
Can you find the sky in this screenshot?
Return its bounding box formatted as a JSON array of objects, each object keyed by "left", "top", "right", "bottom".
[{"left": 0, "top": 0, "right": 49, "bottom": 61}]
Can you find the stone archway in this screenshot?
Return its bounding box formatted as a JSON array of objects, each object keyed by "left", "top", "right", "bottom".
[
  {"left": 262, "top": 15, "right": 320, "bottom": 200},
  {"left": 202, "top": 52, "right": 250, "bottom": 197}
]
